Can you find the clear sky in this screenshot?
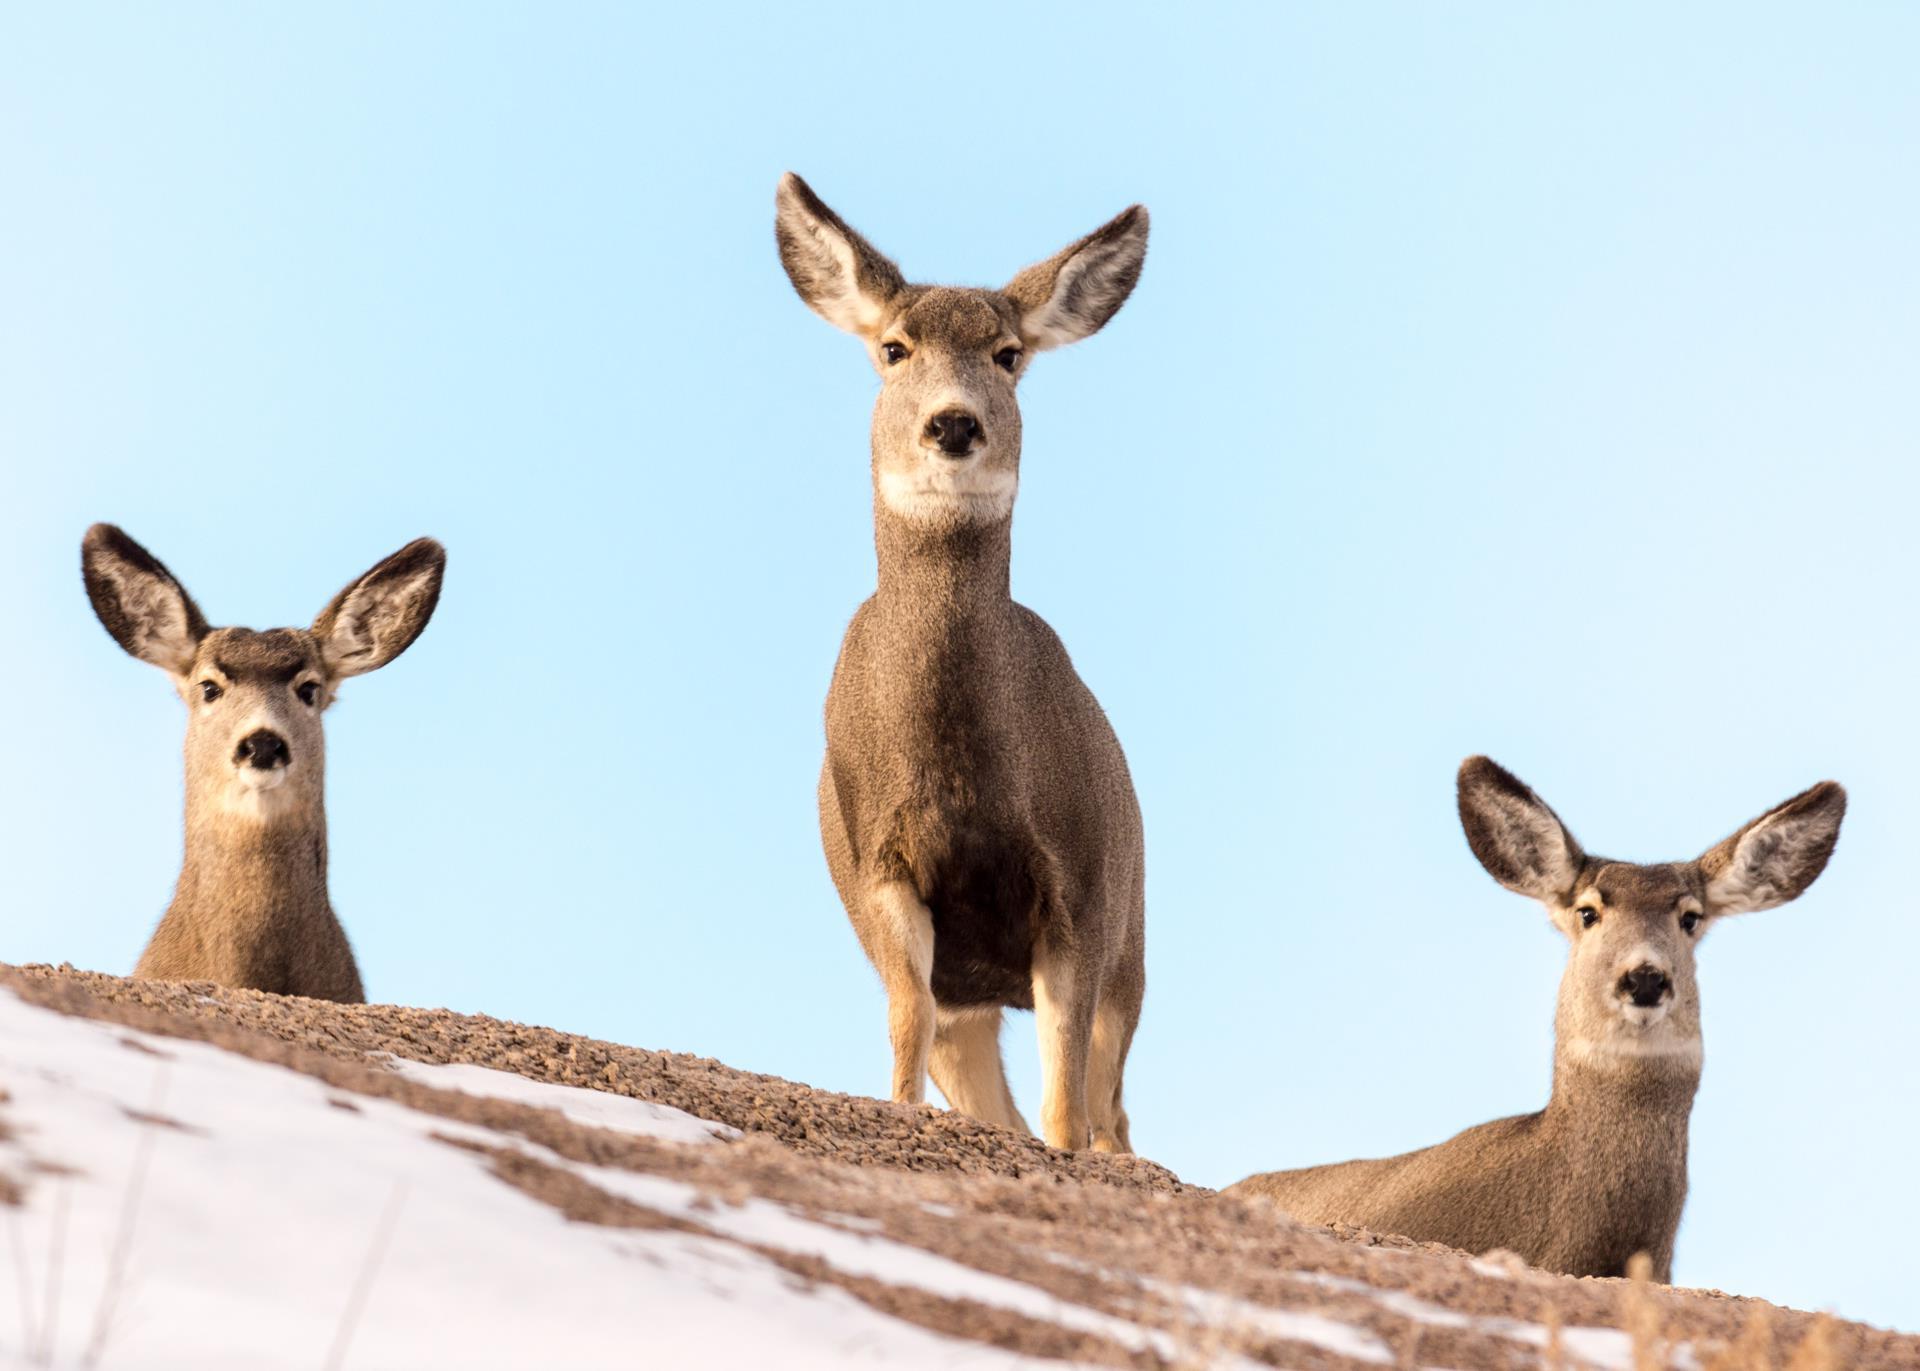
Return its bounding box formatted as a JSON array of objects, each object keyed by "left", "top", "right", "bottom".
[{"left": 3, "top": 1, "right": 1915, "bottom": 1333}]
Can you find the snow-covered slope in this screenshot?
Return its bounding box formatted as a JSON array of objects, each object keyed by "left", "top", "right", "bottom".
[
  {"left": 2, "top": 971, "right": 1912, "bottom": 1371},
  {"left": 0, "top": 990, "right": 1069, "bottom": 1369}
]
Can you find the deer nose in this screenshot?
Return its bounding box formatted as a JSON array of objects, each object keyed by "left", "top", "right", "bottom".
[
  {"left": 235, "top": 729, "right": 289, "bottom": 770},
  {"left": 1618, "top": 965, "right": 1672, "bottom": 1008},
  {"left": 924, "top": 410, "right": 981, "bottom": 457}
]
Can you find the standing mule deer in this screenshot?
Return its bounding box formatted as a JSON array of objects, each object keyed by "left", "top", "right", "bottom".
[
  {"left": 776, "top": 173, "right": 1149, "bottom": 1152},
  {"left": 1227, "top": 756, "right": 1846, "bottom": 1280},
  {"left": 81, "top": 523, "right": 446, "bottom": 1004}
]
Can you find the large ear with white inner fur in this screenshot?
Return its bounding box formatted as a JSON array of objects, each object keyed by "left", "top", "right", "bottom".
[
  {"left": 774, "top": 173, "right": 906, "bottom": 337},
  {"left": 1457, "top": 756, "right": 1585, "bottom": 904},
  {"left": 81, "top": 523, "right": 209, "bottom": 676},
  {"left": 1002, "top": 205, "right": 1149, "bottom": 351},
  {"left": 1699, "top": 781, "right": 1846, "bottom": 914},
  {"left": 312, "top": 538, "right": 446, "bottom": 679}
]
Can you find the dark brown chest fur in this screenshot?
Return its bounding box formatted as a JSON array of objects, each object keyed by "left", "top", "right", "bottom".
[{"left": 913, "top": 818, "right": 1040, "bottom": 1009}]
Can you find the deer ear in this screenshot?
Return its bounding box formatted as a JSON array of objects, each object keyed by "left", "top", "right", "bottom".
[
  {"left": 1457, "top": 756, "right": 1585, "bottom": 904},
  {"left": 1002, "top": 204, "right": 1149, "bottom": 351},
  {"left": 1700, "top": 781, "right": 1846, "bottom": 914},
  {"left": 775, "top": 173, "right": 905, "bottom": 337},
  {"left": 81, "top": 524, "right": 209, "bottom": 675},
  {"left": 313, "top": 538, "right": 446, "bottom": 679}
]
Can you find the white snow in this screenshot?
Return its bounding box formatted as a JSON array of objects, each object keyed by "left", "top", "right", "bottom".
[{"left": 379, "top": 1056, "right": 741, "bottom": 1146}]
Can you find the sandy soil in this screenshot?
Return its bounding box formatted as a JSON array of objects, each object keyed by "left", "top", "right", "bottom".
[{"left": 4, "top": 963, "right": 1914, "bottom": 1370}]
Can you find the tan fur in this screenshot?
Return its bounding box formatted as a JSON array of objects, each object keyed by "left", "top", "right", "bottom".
[
  {"left": 777, "top": 173, "right": 1150, "bottom": 1151},
  {"left": 1228, "top": 757, "right": 1846, "bottom": 1280},
  {"left": 82, "top": 524, "right": 445, "bottom": 1004},
  {"left": 930, "top": 1007, "right": 1030, "bottom": 1133}
]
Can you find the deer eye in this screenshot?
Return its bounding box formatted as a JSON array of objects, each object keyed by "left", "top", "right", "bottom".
[
  {"left": 1680, "top": 910, "right": 1702, "bottom": 935},
  {"left": 1578, "top": 907, "right": 1600, "bottom": 929},
  {"left": 296, "top": 681, "right": 320, "bottom": 707},
  {"left": 881, "top": 342, "right": 909, "bottom": 365},
  {"left": 199, "top": 680, "right": 223, "bottom": 703},
  {"left": 994, "top": 346, "right": 1022, "bottom": 373}
]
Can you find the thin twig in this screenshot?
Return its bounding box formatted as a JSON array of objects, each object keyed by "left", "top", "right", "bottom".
[
  {"left": 8, "top": 1205, "right": 38, "bottom": 1360},
  {"left": 81, "top": 1065, "right": 170, "bottom": 1368},
  {"left": 1541, "top": 1301, "right": 1565, "bottom": 1371},
  {"left": 34, "top": 1183, "right": 70, "bottom": 1367},
  {"left": 321, "top": 1182, "right": 407, "bottom": 1371}
]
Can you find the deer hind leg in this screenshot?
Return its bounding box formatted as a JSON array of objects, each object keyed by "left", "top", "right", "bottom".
[
  {"left": 869, "top": 882, "right": 937, "bottom": 1104},
  {"left": 929, "top": 1006, "right": 1031, "bottom": 1134},
  {"left": 1032, "top": 942, "right": 1096, "bottom": 1151},
  {"left": 1086, "top": 973, "right": 1141, "bottom": 1154}
]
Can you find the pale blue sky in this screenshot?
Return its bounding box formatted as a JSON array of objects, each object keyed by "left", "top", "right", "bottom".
[{"left": 4, "top": 2, "right": 1916, "bottom": 1332}]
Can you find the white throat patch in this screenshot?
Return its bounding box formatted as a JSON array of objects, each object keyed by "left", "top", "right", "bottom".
[
  {"left": 1564, "top": 1035, "right": 1704, "bottom": 1070},
  {"left": 877, "top": 465, "right": 1017, "bottom": 524},
  {"left": 221, "top": 770, "right": 301, "bottom": 822}
]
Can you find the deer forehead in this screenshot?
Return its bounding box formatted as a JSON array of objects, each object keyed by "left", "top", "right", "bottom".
[
  {"left": 192, "top": 628, "right": 323, "bottom": 685},
  {"left": 1574, "top": 862, "right": 1706, "bottom": 918},
  {"left": 884, "top": 287, "right": 1022, "bottom": 352}
]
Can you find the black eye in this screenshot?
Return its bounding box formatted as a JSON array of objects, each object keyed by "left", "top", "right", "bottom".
[
  {"left": 882, "top": 342, "right": 908, "bottom": 365},
  {"left": 1680, "top": 911, "right": 1702, "bottom": 935},
  {"left": 297, "top": 681, "right": 320, "bottom": 707},
  {"left": 1578, "top": 907, "right": 1600, "bottom": 929},
  {"left": 199, "top": 680, "right": 223, "bottom": 703},
  {"left": 994, "top": 347, "right": 1022, "bottom": 373}
]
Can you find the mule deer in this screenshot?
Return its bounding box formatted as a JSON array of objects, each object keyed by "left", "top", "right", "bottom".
[
  {"left": 776, "top": 173, "right": 1149, "bottom": 1152},
  {"left": 81, "top": 523, "right": 445, "bottom": 1003},
  {"left": 1227, "top": 756, "right": 1846, "bottom": 1280}
]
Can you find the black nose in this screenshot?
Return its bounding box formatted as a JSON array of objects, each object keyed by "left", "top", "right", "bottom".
[
  {"left": 235, "top": 729, "right": 289, "bottom": 770},
  {"left": 925, "top": 410, "right": 981, "bottom": 456},
  {"left": 1619, "top": 965, "right": 1672, "bottom": 1008}
]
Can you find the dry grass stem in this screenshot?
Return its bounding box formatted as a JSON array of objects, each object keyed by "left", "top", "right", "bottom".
[
  {"left": 1541, "top": 1301, "right": 1567, "bottom": 1371},
  {"left": 1624, "top": 1251, "right": 1671, "bottom": 1371},
  {"left": 79, "top": 1065, "right": 170, "bottom": 1369},
  {"left": 321, "top": 1181, "right": 408, "bottom": 1371},
  {"left": 1785, "top": 1314, "right": 1840, "bottom": 1371}
]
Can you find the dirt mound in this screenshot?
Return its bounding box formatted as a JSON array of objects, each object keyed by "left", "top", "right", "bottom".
[{"left": 4, "top": 963, "right": 1916, "bottom": 1370}]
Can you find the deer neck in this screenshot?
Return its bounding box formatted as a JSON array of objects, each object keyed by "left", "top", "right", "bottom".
[
  {"left": 872, "top": 504, "right": 1014, "bottom": 629},
  {"left": 1545, "top": 1000, "right": 1701, "bottom": 1149},
  {"left": 175, "top": 788, "right": 331, "bottom": 924}
]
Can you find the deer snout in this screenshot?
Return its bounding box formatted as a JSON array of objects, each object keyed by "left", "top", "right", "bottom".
[
  {"left": 1617, "top": 964, "right": 1672, "bottom": 1008},
  {"left": 235, "top": 728, "right": 290, "bottom": 770},
  {"left": 923, "top": 410, "right": 982, "bottom": 458}
]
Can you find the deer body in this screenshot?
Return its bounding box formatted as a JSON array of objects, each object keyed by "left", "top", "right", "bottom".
[
  {"left": 821, "top": 518, "right": 1146, "bottom": 1065},
  {"left": 1240, "top": 1017, "right": 1697, "bottom": 1280},
  {"left": 780, "top": 175, "right": 1149, "bottom": 1151},
  {"left": 83, "top": 524, "right": 445, "bottom": 1004},
  {"left": 1228, "top": 757, "right": 1845, "bottom": 1281}
]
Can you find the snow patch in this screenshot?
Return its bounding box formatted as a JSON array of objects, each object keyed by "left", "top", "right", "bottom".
[
  {"left": 381, "top": 1056, "right": 739, "bottom": 1146},
  {"left": 1157, "top": 1281, "right": 1396, "bottom": 1364},
  {"left": 1295, "top": 1271, "right": 1697, "bottom": 1371}
]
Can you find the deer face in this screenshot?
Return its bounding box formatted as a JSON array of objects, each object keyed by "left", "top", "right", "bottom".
[
  {"left": 1455, "top": 756, "right": 1846, "bottom": 1066},
  {"left": 82, "top": 524, "right": 445, "bottom": 826},
  {"left": 175, "top": 628, "right": 332, "bottom": 819},
  {"left": 866, "top": 286, "right": 1028, "bottom": 523},
  {"left": 774, "top": 173, "right": 1147, "bottom": 528},
  {"left": 1554, "top": 861, "right": 1708, "bottom": 1050}
]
